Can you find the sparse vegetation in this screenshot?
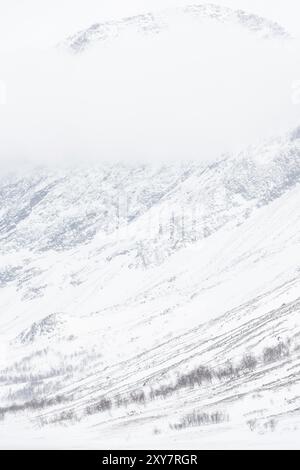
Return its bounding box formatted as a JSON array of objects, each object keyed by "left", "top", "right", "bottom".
[
  {"left": 153, "top": 427, "right": 161, "bottom": 435},
  {"left": 215, "top": 361, "right": 236, "bottom": 382},
  {"left": 247, "top": 417, "right": 277, "bottom": 433},
  {"left": 171, "top": 410, "right": 228, "bottom": 430},
  {"left": 263, "top": 341, "right": 289, "bottom": 364},
  {"left": 0, "top": 394, "right": 72, "bottom": 420},
  {"left": 148, "top": 340, "right": 291, "bottom": 402},
  {"left": 0, "top": 338, "right": 292, "bottom": 425},
  {"left": 177, "top": 366, "right": 213, "bottom": 387},
  {"left": 85, "top": 397, "right": 112, "bottom": 416},
  {"left": 38, "top": 409, "right": 80, "bottom": 427},
  {"left": 240, "top": 353, "right": 258, "bottom": 371},
  {"left": 129, "top": 390, "right": 146, "bottom": 405}
]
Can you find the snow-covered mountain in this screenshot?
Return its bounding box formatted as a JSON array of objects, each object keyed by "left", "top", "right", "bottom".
[
  {"left": 1, "top": 2, "right": 300, "bottom": 450},
  {"left": 0, "top": 126, "right": 300, "bottom": 448},
  {"left": 63, "top": 3, "right": 290, "bottom": 53}
]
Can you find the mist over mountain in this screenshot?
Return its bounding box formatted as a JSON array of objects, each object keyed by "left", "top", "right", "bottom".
[
  {"left": 0, "top": 3, "right": 299, "bottom": 168},
  {"left": 0, "top": 2, "right": 300, "bottom": 450}
]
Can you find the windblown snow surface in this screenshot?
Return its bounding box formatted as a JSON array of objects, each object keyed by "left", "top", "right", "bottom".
[{"left": 0, "top": 4, "right": 300, "bottom": 449}]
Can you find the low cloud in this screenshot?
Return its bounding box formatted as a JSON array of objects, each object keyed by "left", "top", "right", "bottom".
[{"left": 0, "top": 20, "right": 299, "bottom": 168}]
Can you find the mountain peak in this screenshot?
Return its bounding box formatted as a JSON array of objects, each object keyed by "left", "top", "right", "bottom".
[{"left": 63, "top": 3, "right": 290, "bottom": 53}]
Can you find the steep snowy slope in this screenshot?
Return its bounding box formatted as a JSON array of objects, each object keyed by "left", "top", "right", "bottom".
[{"left": 0, "top": 128, "right": 299, "bottom": 448}]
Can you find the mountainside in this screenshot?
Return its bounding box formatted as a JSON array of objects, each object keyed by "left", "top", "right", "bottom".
[
  {"left": 63, "top": 3, "right": 290, "bottom": 53},
  {"left": 1, "top": 0, "right": 300, "bottom": 449},
  {"left": 0, "top": 128, "right": 300, "bottom": 448}
]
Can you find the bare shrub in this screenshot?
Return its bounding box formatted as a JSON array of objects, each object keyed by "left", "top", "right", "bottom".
[
  {"left": 240, "top": 353, "right": 258, "bottom": 371},
  {"left": 55, "top": 410, "right": 76, "bottom": 422},
  {"left": 85, "top": 397, "right": 112, "bottom": 415},
  {"left": 0, "top": 394, "right": 71, "bottom": 417},
  {"left": 129, "top": 390, "right": 146, "bottom": 404},
  {"left": 263, "top": 341, "right": 289, "bottom": 364},
  {"left": 115, "top": 395, "right": 129, "bottom": 408},
  {"left": 45, "top": 409, "right": 80, "bottom": 426},
  {"left": 149, "top": 366, "right": 214, "bottom": 401},
  {"left": 177, "top": 366, "right": 213, "bottom": 388},
  {"left": 149, "top": 384, "right": 177, "bottom": 400},
  {"left": 264, "top": 418, "right": 277, "bottom": 432},
  {"left": 247, "top": 418, "right": 277, "bottom": 433},
  {"left": 247, "top": 419, "right": 257, "bottom": 431},
  {"left": 171, "top": 410, "right": 228, "bottom": 430},
  {"left": 215, "top": 361, "right": 236, "bottom": 381}
]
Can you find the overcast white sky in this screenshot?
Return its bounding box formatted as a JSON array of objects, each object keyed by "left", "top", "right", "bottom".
[{"left": 0, "top": 0, "right": 300, "bottom": 52}]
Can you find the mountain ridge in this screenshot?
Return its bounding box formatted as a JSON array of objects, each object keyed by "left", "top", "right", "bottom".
[{"left": 62, "top": 3, "right": 290, "bottom": 53}]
